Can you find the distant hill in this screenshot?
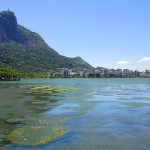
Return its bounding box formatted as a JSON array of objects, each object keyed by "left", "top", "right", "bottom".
[{"left": 0, "top": 10, "right": 92, "bottom": 73}]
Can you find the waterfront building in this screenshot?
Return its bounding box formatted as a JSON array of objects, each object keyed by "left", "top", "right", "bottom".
[
  {"left": 145, "top": 70, "right": 150, "bottom": 77},
  {"left": 115, "top": 69, "right": 122, "bottom": 76},
  {"left": 122, "top": 69, "right": 130, "bottom": 77},
  {"left": 100, "top": 68, "right": 109, "bottom": 76},
  {"left": 80, "top": 69, "right": 89, "bottom": 77},
  {"left": 60, "top": 68, "right": 72, "bottom": 77}
]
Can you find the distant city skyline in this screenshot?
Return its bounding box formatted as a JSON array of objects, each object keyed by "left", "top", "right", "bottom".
[
  {"left": 0, "top": 0, "right": 150, "bottom": 71},
  {"left": 47, "top": 67, "right": 150, "bottom": 78}
]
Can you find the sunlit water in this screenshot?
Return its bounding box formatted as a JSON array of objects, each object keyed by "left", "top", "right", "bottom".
[{"left": 0, "top": 78, "right": 150, "bottom": 150}]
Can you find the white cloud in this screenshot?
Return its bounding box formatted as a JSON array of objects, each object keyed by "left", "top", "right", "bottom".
[
  {"left": 116, "top": 61, "right": 131, "bottom": 65},
  {"left": 137, "top": 57, "right": 150, "bottom": 63}
]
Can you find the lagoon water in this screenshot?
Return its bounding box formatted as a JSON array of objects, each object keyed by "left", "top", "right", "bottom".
[{"left": 0, "top": 78, "right": 150, "bottom": 150}]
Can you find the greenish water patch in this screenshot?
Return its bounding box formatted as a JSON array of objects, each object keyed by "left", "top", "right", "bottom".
[
  {"left": 131, "top": 96, "right": 150, "bottom": 100},
  {"left": 5, "top": 114, "right": 68, "bottom": 146},
  {"left": 117, "top": 97, "right": 130, "bottom": 100},
  {"left": 121, "top": 102, "right": 150, "bottom": 107},
  {"left": 6, "top": 125, "right": 66, "bottom": 146},
  {"left": 1, "top": 78, "right": 150, "bottom": 150},
  {"left": 0, "top": 83, "right": 74, "bottom": 148},
  {"left": 29, "top": 85, "right": 74, "bottom": 94},
  {"left": 6, "top": 116, "right": 36, "bottom": 125}
]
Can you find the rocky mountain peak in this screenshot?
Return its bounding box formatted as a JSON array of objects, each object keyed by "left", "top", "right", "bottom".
[{"left": 0, "top": 10, "right": 21, "bottom": 43}]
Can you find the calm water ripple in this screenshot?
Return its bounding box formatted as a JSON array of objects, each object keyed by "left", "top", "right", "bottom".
[{"left": 0, "top": 78, "right": 150, "bottom": 150}]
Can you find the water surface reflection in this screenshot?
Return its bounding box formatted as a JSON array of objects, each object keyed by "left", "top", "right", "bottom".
[{"left": 0, "top": 78, "right": 150, "bottom": 150}]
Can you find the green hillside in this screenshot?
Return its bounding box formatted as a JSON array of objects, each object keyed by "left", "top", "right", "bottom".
[{"left": 0, "top": 10, "right": 92, "bottom": 74}]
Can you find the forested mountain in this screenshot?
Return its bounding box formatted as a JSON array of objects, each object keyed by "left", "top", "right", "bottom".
[{"left": 0, "top": 10, "right": 92, "bottom": 73}]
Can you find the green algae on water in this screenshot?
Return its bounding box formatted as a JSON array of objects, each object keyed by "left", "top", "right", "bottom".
[
  {"left": 6, "top": 125, "right": 66, "bottom": 146},
  {"left": 30, "top": 85, "right": 72, "bottom": 93}
]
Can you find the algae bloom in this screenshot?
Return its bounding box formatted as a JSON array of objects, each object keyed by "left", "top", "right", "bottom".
[
  {"left": 6, "top": 125, "right": 66, "bottom": 146},
  {"left": 29, "top": 85, "right": 73, "bottom": 94}
]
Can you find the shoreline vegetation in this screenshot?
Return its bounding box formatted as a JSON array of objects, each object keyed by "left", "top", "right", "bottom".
[
  {"left": 0, "top": 67, "right": 149, "bottom": 81},
  {"left": 0, "top": 67, "right": 49, "bottom": 81},
  {"left": 0, "top": 67, "right": 21, "bottom": 81}
]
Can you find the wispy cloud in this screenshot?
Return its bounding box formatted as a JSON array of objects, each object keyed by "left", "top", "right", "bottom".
[
  {"left": 116, "top": 61, "right": 131, "bottom": 65},
  {"left": 137, "top": 57, "right": 150, "bottom": 63}
]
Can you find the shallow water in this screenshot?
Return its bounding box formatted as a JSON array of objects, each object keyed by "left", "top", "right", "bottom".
[{"left": 0, "top": 78, "right": 150, "bottom": 150}]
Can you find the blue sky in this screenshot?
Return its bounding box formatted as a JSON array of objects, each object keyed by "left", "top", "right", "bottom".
[{"left": 0, "top": 0, "right": 150, "bottom": 71}]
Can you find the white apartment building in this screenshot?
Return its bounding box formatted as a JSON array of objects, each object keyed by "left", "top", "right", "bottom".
[
  {"left": 60, "top": 68, "right": 72, "bottom": 76},
  {"left": 80, "top": 69, "right": 89, "bottom": 77}
]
